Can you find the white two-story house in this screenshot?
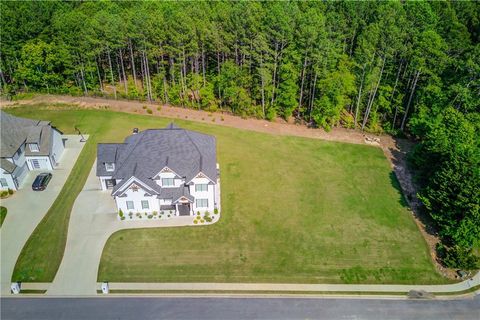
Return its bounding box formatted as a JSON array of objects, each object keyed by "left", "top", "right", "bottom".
[
  {"left": 96, "top": 124, "right": 219, "bottom": 219},
  {"left": 0, "top": 111, "right": 65, "bottom": 190}
]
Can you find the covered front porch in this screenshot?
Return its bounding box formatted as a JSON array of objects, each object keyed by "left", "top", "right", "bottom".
[{"left": 159, "top": 202, "right": 192, "bottom": 216}]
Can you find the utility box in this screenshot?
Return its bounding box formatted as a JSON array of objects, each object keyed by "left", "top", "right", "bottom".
[
  {"left": 11, "top": 282, "right": 21, "bottom": 294},
  {"left": 101, "top": 282, "right": 109, "bottom": 294}
]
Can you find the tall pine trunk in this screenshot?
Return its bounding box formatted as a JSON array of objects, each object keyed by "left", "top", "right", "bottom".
[
  {"left": 129, "top": 39, "right": 137, "bottom": 88},
  {"left": 354, "top": 64, "right": 366, "bottom": 128},
  {"left": 400, "top": 69, "right": 420, "bottom": 131},
  {"left": 119, "top": 49, "right": 128, "bottom": 95},
  {"left": 107, "top": 49, "right": 117, "bottom": 99}
]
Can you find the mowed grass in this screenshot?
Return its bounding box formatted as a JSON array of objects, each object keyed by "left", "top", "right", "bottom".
[{"left": 8, "top": 105, "right": 446, "bottom": 284}]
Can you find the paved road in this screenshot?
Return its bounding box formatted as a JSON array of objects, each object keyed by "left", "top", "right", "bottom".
[
  {"left": 2, "top": 295, "right": 479, "bottom": 320},
  {"left": 0, "top": 136, "right": 86, "bottom": 295}
]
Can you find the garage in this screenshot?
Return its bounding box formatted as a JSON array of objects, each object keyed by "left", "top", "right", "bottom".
[{"left": 28, "top": 157, "right": 51, "bottom": 170}]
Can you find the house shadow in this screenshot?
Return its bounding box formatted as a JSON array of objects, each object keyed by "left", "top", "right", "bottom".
[{"left": 387, "top": 137, "right": 438, "bottom": 238}]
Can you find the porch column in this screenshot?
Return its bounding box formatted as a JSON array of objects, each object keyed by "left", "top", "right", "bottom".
[{"left": 175, "top": 204, "right": 179, "bottom": 216}]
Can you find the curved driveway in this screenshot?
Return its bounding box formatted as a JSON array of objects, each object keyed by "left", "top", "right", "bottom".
[{"left": 47, "top": 162, "right": 207, "bottom": 295}]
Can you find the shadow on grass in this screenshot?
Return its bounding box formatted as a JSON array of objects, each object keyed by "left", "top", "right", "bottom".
[{"left": 387, "top": 137, "right": 438, "bottom": 238}]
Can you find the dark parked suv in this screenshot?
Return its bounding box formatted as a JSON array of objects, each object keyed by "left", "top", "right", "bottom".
[{"left": 32, "top": 173, "right": 52, "bottom": 191}]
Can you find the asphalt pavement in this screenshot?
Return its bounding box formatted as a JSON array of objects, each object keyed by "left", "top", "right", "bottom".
[{"left": 1, "top": 295, "right": 479, "bottom": 320}]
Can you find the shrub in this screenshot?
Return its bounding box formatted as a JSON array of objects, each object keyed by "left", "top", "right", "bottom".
[
  {"left": 204, "top": 211, "right": 212, "bottom": 222},
  {"left": 8, "top": 188, "right": 13, "bottom": 195},
  {"left": 221, "top": 116, "right": 225, "bottom": 121},
  {"left": 197, "top": 211, "right": 201, "bottom": 216},
  {"left": 214, "top": 208, "right": 218, "bottom": 215},
  {"left": 121, "top": 216, "right": 125, "bottom": 220},
  {"left": 153, "top": 211, "right": 158, "bottom": 216},
  {"left": 146, "top": 108, "right": 153, "bottom": 114},
  {"left": 136, "top": 212, "right": 141, "bottom": 217},
  {"left": 193, "top": 220, "right": 198, "bottom": 224},
  {"left": 0, "top": 191, "right": 8, "bottom": 198},
  {"left": 118, "top": 209, "right": 124, "bottom": 218},
  {"left": 437, "top": 244, "right": 479, "bottom": 270},
  {"left": 148, "top": 215, "right": 153, "bottom": 219},
  {"left": 157, "top": 106, "right": 161, "bottom": 111},
  {"left": 200, "top": 219, "right": 205, "bottom": 223},
  {"left": 167, "top": 214, "right": 171, "bottom": 218},
  {"left": 142, "top": 105, "right": 147, "bottom": 109}
]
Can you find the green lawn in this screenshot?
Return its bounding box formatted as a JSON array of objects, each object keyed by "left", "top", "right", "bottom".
[
  {"left": 0, "top": 206, "right": 7, "bottom": 227},
  {"left": 9, "top": 105, "right": 447, "bottom": 284}
]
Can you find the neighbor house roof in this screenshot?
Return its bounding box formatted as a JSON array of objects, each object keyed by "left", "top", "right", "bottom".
[
  {"left": 97, "top": 123, "right": 217, "bottom": 194},
  {"left": 0, "top": 158, "right": 16, "bottom": 174},
  {"left": 0, "top": 111, "right": 54, "bottom": 157}
]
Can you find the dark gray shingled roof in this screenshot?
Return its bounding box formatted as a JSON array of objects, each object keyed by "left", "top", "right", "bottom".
[
  {"left": 0, "top": 111, "right": 54, "bottom": 157},
  {"left": 0, "top": 158, "right": 16, "bottom": 173},
  {"left": 97, "top": 123, "right": 217, "bottom": 195}
]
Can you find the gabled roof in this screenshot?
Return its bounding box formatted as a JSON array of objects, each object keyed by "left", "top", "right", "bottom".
[
  {"left": 96, "top": 124, "right": 217, "bottom": 191},
  {"left": 0, "top": 111, "right": 54, "bottom": 157},
  {"left": 0, "top": 158, "right": 16, "bottom": 174}
]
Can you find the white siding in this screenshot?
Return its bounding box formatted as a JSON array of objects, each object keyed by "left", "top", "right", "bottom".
[
  {"left": 190, "top": 176, "right": 215, "bottom": 213},
  {"left": 0, "top": 170, "right": 16, "bottom": 190},
  {"left": 115, "top": 185, "right": 159, "bottom": 215},
  {"left": 26, "top": 156, "right": 52, "bottom": 170},
  {"left": 50, "top": 129, "right": 65, "bottom": 166},
  {"left": 154, "top": 171, "right": 184, "bottom": 188}
]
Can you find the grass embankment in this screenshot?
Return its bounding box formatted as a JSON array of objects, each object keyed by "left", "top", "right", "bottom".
[
  {"left": 8, "top": 105, "right": 446, "bottom": 284},
  {"left": 0, "top": 206, "right": 7, "bottom": 226}
]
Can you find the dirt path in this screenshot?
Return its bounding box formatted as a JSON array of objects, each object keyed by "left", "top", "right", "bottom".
[{"left": 0, "top": 94, "right": 454, "bottom": 280}]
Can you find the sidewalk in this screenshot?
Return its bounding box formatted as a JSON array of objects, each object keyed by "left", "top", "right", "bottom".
[{"left": 100, "top": 272, "right": 479, "bottom": 294}]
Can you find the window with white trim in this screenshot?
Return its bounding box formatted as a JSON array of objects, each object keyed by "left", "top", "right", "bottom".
[
  {"left": 141, "top": 200, "right": 149, "bottom": 209},
  {"left": 0, "top": 178, "right": 8, "bottom": 187},
  {"left": 105, "top": 162, "right": 115, "bottom": 172},
  {"left": 29, "top": 143, "right": 39, "bottom": 152},
  {"left": 161, "top": 178, "right": 174, "bottom": 187},
  {"left": 196, "top": 199, "right": 208, "bottom": 208},
  {"left": 126, "top": 201, "right": 134, "bottom": 210},
  {"left": 195, "top": 184, "right": 208, "bottom": 192}
]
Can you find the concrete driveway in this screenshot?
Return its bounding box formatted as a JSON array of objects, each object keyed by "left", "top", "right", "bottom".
[
  {"left": 47, "top": 162, "right": 199, "bottom": 296},
  {"left": 0, "top": 135, "right": 87, "bottom": 295}
]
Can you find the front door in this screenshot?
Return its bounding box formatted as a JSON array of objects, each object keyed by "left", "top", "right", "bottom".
[{"left": 178, "top": 203, "right": 191, "bottom": 216}]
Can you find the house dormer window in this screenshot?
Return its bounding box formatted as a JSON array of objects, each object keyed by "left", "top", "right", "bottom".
[
  {"left": 105, "top": 162, "right": 115, "bottom": 172},
  {"left": 29, "top": 143, "right": 39, "bottom": 152},
  {"left": 161, "top": 178, "right": 174, "bottom": 187}
]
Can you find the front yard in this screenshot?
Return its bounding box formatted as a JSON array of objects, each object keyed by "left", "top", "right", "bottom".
[{"left": 9, "top": 105, "right": 446, "bottom": 284}]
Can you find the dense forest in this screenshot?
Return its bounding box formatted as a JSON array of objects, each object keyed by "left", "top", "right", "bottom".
[{"left": 1, "top": 1, "right": 479, "bottom": 269}]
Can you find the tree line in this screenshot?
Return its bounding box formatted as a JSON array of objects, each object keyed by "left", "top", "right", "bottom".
[{"left": 1, "top": 0, "right": 478, "bottom": 269}]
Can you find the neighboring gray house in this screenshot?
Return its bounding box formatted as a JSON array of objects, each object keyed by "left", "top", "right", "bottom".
[
  {"left": 96, "top": 124, "right": 219, "bottom": 219},
  {"left": 0, "top": 110, "right": 65, "bottom": 190}
]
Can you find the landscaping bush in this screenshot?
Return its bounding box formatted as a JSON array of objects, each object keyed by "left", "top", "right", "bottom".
[
  {"left": 146, "top": 108, "right": 153, "bottom": 114},
  {"left": 193, "top": 220, "right": 198, "bottom": 224},
  {"left": 8, "top": 188, "right": 13, "bottom": 195},
  {"left": 436, "top": 244, "right": 479, "bottom": 270},
  {"left": 156, "top": 106, "right": 161, "bottom": 111},
  {"left": 0, "top": 191, "right": 9, "bottom": 198},
  {"left": 148, "top": 215, "right": 153, "bottom": 219},
  {"left": 214, "top": 208, "right": 218, "bottom": 215},
  {"left": 204, "top": 211, "right": 212, "bottom": 222},
  {"left": 142, "top": 105, "right": 147, "bottom": 109},
  {"left": 118, "top": 209, "right": 124, "bottom": 218}
]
